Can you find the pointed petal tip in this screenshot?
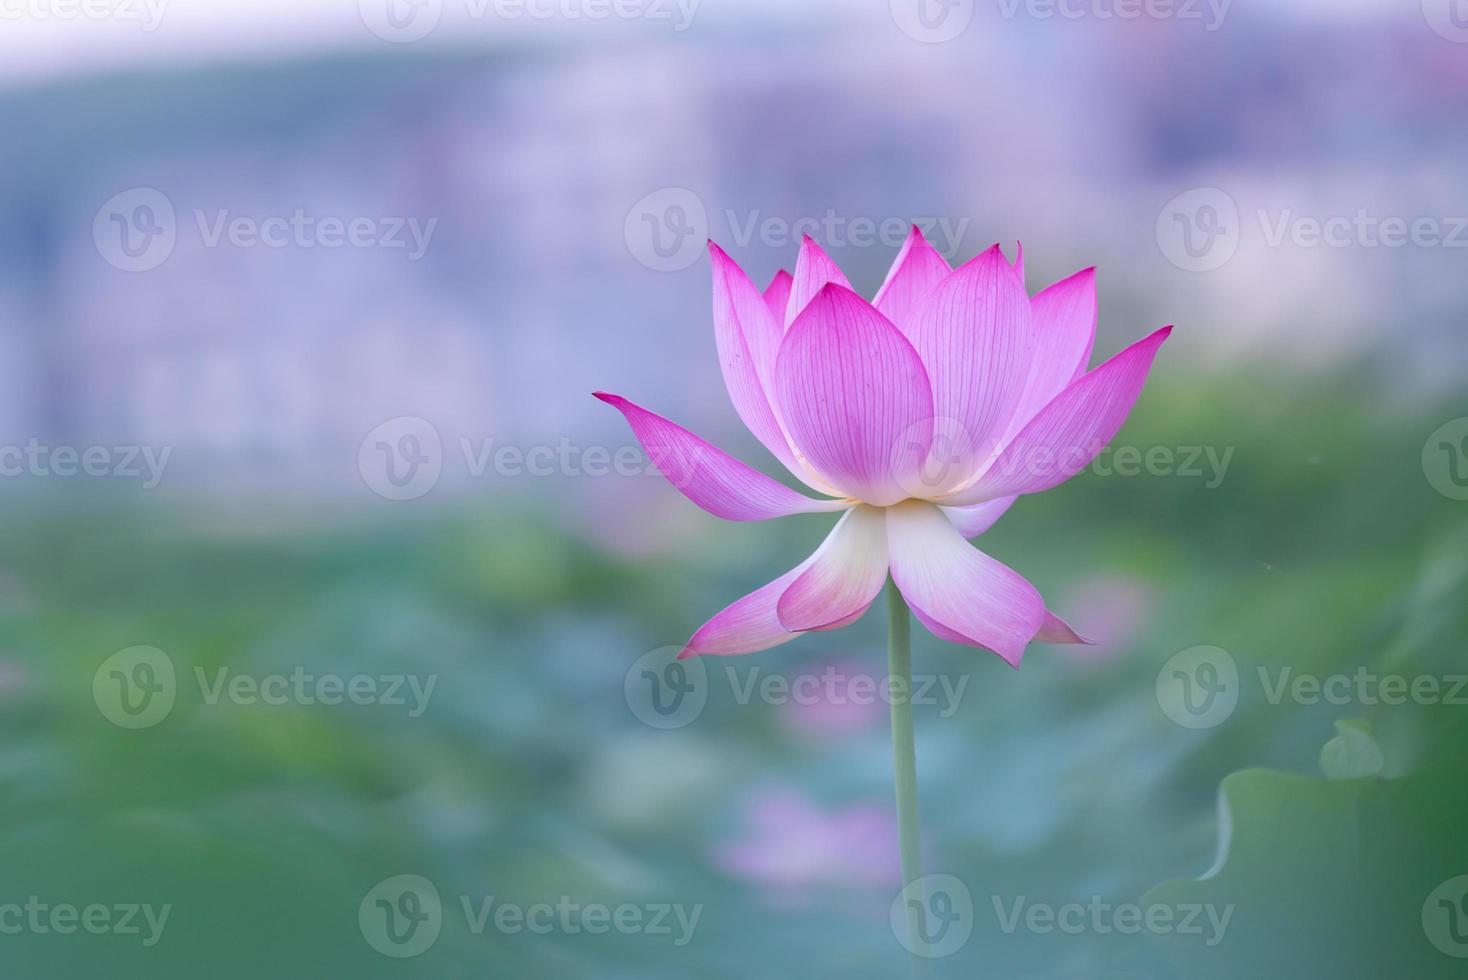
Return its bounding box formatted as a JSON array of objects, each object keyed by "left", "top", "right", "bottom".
[
  {"left": 592, "top": 390, "right": 618, "bottom": 404},
  {"left": 675, "top": 646, "right": 698, "bottom": 660}
]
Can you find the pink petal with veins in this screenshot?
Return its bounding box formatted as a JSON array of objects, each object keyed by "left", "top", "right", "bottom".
[
  {"left": 872, "top": 225, "right": 951, "bottom": 335},
  {"left": 903, "top": 245, "right": 1033, "bottom": 495},
  {"left": 763, "top": 269, "right": 793, "bottom": 324},
  {"left": 941, "top": 496, "right": 1017, "bottom": 538},
  {"left": 886, "top": 500, "right": 1045, "bottom": 667},
  {"left": 785, "top": 235, "right": 852, "bottom": 328},
  {"left": 944, "top": 326, "right": 1173, "bottom": 506},
  {"left": 774, "top": 285, "right": 935, "bottom": 506},
  {"left": 776, "top": 505, "right": 889, "bottom": 632},
  {"left": 594, "top": 393, "right": 845, "bottom": 522}
]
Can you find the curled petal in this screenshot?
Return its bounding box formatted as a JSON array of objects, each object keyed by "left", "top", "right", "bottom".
[
  {"left": 680, "top": 518, "right": 867, "bottom": 658},
  {"left": 775, "top": 285, "right": 935, "bottom": 506},
  {"left": 594, "top": 393, "right": 846, "bottom": 521},
  {"left": 1011, "top": 241, "right": 1025, "bottom": 283},
  {"left": 941, "top": 496, "right": 1017, "bottom": 538},
  {"left": 872, "top": 225, "right": 951, "bottom": 335},
  {"left": 776, "top": 505, "right": 889, "bottom": 632},
  {"left": 903, "top": 245, "right": 1033, "bottom": 495},
  {"left": 1036, "top": 610, "right": 1094, "bottom": 645},
  {"left": 886, "top": 500, "right": 1044, "bottom": 666},
  {"left": 943, "top": 326, "right": 1173, "bottom": 506},
  {"left": 785, "top": 235, "right": 852, "bottom": 328}
]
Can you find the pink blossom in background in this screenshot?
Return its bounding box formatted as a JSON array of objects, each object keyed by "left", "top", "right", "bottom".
[
  {"left": 1051, "top": 574, "right": 1157, "bottom": 665},
  {"left": 776, "top": 659, "right": 890, "bottom": 739},
  {"left": 713, "top": 789, "right": 901, "bottom": 904}
]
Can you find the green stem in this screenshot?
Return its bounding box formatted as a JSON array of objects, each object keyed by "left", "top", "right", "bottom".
[{"left": 887, "top": 578, "right": 927, "bottom": 972}]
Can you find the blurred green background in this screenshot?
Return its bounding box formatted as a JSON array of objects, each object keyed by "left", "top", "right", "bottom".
[{"left": 2, "top": 2, "right": 1467, "bottom": 977}]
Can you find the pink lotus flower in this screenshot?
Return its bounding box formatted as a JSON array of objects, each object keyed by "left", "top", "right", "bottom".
[{"left": 596, "top": 230, "right": 1170, "bottom": 667}]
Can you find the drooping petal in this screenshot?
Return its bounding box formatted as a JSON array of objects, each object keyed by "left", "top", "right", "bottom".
[
  {"left": 886, "top": 500, "right": 1045, "bottom": 666},
  {"left": 774, "top": 285, "right": 935, "bottom": 506},
  {"left": 1036, "top": 610, "right": 1094, "bottom": 645},
  {"left": 776, "top": 505, "right": 888, "bottom": 632},
  {"left": 1006, "top": 267, "right": 1097, "bottom": 436},
  {"left": 941, "top": 326, "right": 1172, "bottom": 506},
  {"left": 763, "top": 269, "right": 793, "bottom": 324},
  {"left": 941, "top": 496, "right": 1017, "bottom": 538},
  {"left": 708, "top": 243, "right": 804, "bottom": 475},
  {"left": 902, "top": 245, "right": 1033, "bottom": 495},
  {"left": 594, "top": 393, "right": 846, "bottom": 521},
  {"left": 872, "top": 225, "right": 951, "bottom": 334},
  {"left": 785, "top": 235, "right": 852, "bottom": 328},
  {"left": 679, "top": 519, "right": 866, "bottom": 658}
]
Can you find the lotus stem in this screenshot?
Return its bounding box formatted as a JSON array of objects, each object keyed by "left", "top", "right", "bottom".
[{"left": 887, "top": 577, "right": 927, "bottom": 972}]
